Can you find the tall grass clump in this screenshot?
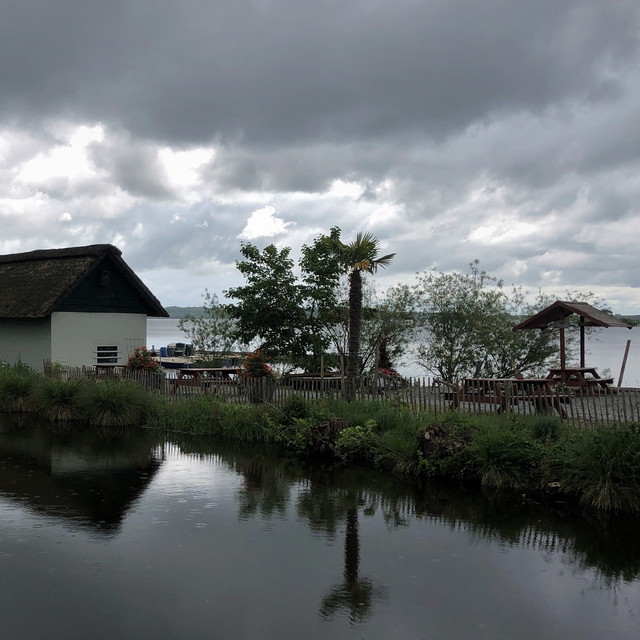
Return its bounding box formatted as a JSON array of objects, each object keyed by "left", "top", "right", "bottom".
[
  {"left": 150, "top": 395, "right": 271, "bottom": 442},
  {"left": 322, "top": 398, "right": 405, "bottom": 433},
  {"left": 553, "top": 423, "right": 640, "bottom": 513},
  {"left": 376, "top": 409, "right": 436, "bottom": 474},
  {"left": 0, "top": 364, "right": 39, "bottom": 413},
  {"left": 529, "top": 415, "right": 563, "bottom": 441},
  {"left": 34, "top": 377, "right": 86, "bottom": 422},
  {"left": 81, "top": 379, "right": 153, "bottom": 427},
  {"left": 466, "top": 419, "right": 542, "bottom": 490}
]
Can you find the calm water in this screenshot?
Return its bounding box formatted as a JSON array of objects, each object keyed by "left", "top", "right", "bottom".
[
  {"left": 1, "top": 418, "right": 639, "bottom": 640},
  {"left": 148, "top": 319, "right": 640, "bottom": 386}
]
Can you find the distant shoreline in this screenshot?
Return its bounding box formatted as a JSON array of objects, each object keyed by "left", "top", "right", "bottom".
[
  {"left": 164, "top": 305, "right": 640, "bottom": 323},
  {"left": 164, "top": 306, "right": 205, "bottom": 320}
]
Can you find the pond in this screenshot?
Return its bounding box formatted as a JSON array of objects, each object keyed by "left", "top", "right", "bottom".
[{"left": 1, "top": 416, "right": 638, "bottom": 640}]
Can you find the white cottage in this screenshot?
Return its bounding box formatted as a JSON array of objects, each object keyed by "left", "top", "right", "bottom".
[{"left": 0, "top": 244, "right": 168, "bottom": 371}]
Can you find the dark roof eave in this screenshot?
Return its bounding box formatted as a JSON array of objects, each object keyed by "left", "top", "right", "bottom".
[
  {"left": 0, "top": 244, "right": 169, "bottom": 318},
  {"left": 513, "top": 300, "right": 632, "bottom": 331}
]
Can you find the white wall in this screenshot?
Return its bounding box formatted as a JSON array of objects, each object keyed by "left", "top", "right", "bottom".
[
  {"left": 0, "top": 318, "right": 52, "bottom": 371},
  {"left": 51, "top": 312, "right": 147, "bottom": 367}
]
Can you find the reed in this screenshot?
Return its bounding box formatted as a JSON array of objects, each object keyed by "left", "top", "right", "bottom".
[
  {"left": 81, "top": 379, "right": 153, "bottom": 427},
  {"left": 553, "top": 423, "right": 640, "bottom": 513},
  {"left": 34, "top": 377, "right": 86, "bottom": 422},
  {"left": 0, "top": 365, "right": 39, "bottom": 412},
  {"left": 529, "top": 415, "right": 563, "bottom": 441},
  {"left": 377, "top": 419, "right": 423, "bottom": 474},
  {"left": 150, "top": 395, "right": 272, "bottom": 441},
  {"left": 465, "top": 421, "right": 542, "bottom": 490}
]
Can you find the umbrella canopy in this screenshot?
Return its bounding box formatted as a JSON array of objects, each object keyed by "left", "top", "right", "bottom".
[{"left": 513, "top": 300, "right": 632, "bottom": 369}]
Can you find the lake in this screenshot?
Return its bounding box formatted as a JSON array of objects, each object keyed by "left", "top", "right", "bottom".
[
  {"left": 148, "top": 319, "right": 640, "bottom": 386},
  {"left": 1, "top": 419, "right": 638, "bottom": 640}
]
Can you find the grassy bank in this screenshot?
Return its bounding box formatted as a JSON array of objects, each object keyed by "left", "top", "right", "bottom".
[
  {"left": 2, "top": 365, "right": 639, "bottom": 513},
  {"left": 147, "top": 392, "right": 640, "bottom": 514}
]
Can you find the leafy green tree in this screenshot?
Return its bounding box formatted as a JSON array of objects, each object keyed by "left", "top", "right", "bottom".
[
  {"left": 413, "top": 262, "right": 559, "bottom": 383},
  {"left": 224, "top": 230, "right": 401, "bottom": 379},
  {"left": 178, "top": 290, "right": 239, "bottom": 354},
  {"left": 322, "top": 282, "right": 417, "bottom": 375},
  {"left": 225, "top": 243, "right": 311, "bottom": 360},
  {"left": 322, "top": 230, "right": 396, "bottom": 400},
  {"left": 298, "top": 228, "right": 345, "bottom": 370}
]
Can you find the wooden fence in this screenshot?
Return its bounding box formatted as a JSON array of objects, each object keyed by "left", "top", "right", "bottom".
[{"left": 55, "top": 366, "right": 640, "bottom": 427}]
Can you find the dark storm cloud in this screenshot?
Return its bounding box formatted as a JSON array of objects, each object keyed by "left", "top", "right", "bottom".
[
  {"left": 1, "top": 0, "right": 640, "bottom": 310},
  {"left": 1, "top": 0, "right": 637, "bottom": 146},
  {"left": 87, "top": 136, "right": 175, "bottom": 200}
]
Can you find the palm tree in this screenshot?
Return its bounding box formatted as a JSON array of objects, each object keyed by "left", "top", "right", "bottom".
[{"left": 326, "top": 231, "right": 395, "bottom": 400}]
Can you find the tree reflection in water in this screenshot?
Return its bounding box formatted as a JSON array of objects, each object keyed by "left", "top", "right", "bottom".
[
  {"left": 296, "top": 471, "right": 388, "bottom": 623},
  {"left": 175, "top": 436, "right": 640, "bottom": 596},
  {"left": 319, "top": 507, "right": 386, "bottom": 623}
]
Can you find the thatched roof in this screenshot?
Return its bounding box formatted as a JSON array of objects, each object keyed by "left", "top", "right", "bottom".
[
  {"left": 0, "top": 244, "right": 168, "bottom": 318},
  {"left": 513, "top": 300, "right": 632, "bottom": 331}
]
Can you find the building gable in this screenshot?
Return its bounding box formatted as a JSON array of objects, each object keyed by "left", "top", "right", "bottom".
[
  {"left": 0, "top": 244, "right": 168, "bottom": 319},
  {"left": 55, "top": 253, "right": 163, "bottom": 315}
]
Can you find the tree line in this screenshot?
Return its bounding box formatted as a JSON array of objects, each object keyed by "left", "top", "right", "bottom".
[{"left": 179, "top": 228, "right": 605, "bottom": 392}]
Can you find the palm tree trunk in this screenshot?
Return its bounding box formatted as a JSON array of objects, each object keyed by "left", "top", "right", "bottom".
[{"left": 346, "top": 269, "right": 363, "bottom": 401}]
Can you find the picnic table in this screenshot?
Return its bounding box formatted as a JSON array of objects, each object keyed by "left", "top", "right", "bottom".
[
  {"left": 171, "top": 367, "right": 241, "bottom": 394},
  {"left": 281, "top": 372, "right": 343, "bottom": 390},
  {"left": 546, "top": 367, "right": 613, "bottom": 390},
  {"left": 451, "top": 378, "right": 568, "bottom": 417},
  {"left": 94, "top": 364, "right": 126, "bottom": 378}
]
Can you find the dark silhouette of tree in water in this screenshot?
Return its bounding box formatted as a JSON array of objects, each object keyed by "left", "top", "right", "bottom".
[{"left": 319, "top": 507, "right": 386, "bottom": 623}]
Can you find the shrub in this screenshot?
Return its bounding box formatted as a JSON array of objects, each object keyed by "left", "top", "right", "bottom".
[
  {"left": 278, "top": 394, "right": 311, "bottom": 423},
  {"left": 334, "top": 420, "right": 379, "bottom": 463},
  {"left": 240, "top": 350, "right": 274, "bottom": 380},
  {"left": 265, "top": 416, "right": 313, "bottom": 453},
  {"left": 35, "top": 377, "right": 86, "bottom": 422},
  {"left": 554, "top": 424, "right": 640, "bottom": 513},
  {"left": 0, "top": 365, "right": 39, "bottom": 413},
  {"left": 530, "top": 415, "right": 563, "bottom": 441},
  {"left": 127, "top": 346, "right": 162, "bottom": 372},
  {"left": 467, "top": 422, "right": 542, "bottom": 490},
  {"left": 81, "top": 379, "right": 152, "bottom": 427}
]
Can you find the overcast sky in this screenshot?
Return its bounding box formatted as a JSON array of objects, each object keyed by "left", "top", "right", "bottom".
[{"left": 1, "top": 0, "right": 640, "bottom": 311}]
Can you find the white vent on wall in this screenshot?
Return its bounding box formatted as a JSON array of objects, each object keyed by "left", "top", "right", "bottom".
[{"left": 96, "top": 345, "right": 118, "bottom": 364}]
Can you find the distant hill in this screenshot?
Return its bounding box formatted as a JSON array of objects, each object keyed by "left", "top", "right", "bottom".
[{"left": 164, "top": 306, "right": 205, "bottom": 319}]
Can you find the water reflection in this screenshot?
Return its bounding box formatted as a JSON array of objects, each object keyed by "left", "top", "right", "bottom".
[
  {"left": 237, "top": 456, "right": 291, "bottom": 521},
  {"left": 0, "top": 416, "right": 162, "bottom": 535},
  {"left": 1, "top": 421, "right": 638, "bottom": 638},
  {"left": 178, "top": 434, "right": 640, "bottom": 590}
]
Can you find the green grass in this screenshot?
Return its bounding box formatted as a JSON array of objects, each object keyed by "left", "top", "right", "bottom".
[
  {"left": 551, "top": 423, "right": 640, "bottom": 513},
  {"left": 149, "top": 395, "right": 272, "bottom": 441},
  {"left": 467, "top": 421, "right": 543, "bottom": 490},
  {"left": 34, "top": 377, "right": 86, "bottom": 422},
  {"left": 2, "top": 369, "right": 639, "bottom": 514},
  {"left": 0, "top": 365, "right": 39, "bottom": 412},
  {"left": 81, "top": 379, "right": 153, "bottom": 427}
]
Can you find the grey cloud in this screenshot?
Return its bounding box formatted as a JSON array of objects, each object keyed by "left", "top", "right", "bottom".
[
  {"left": 87, "top": 137, "right": 175, "bottom": 200},
  {"left": 1, "top": 0, "right": 640, "bottom": 309},
  {"left": 1, "top": 1, "right": 638, "bottom": 147},
  {"left": 112, "top": 201, "right": 253, "bottom": 271}
]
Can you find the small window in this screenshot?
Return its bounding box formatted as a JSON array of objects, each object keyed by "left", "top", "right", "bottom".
[{"left": 96, "top": 346, "right": 118, "bottom": 364}]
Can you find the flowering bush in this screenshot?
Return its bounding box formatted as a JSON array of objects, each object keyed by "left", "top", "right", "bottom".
[
  {"left": 240, "top": 350, "right": 274, "bottom": 380},
  {"left": 127, "top": 347, "right": 162, "bottom": 372}
]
